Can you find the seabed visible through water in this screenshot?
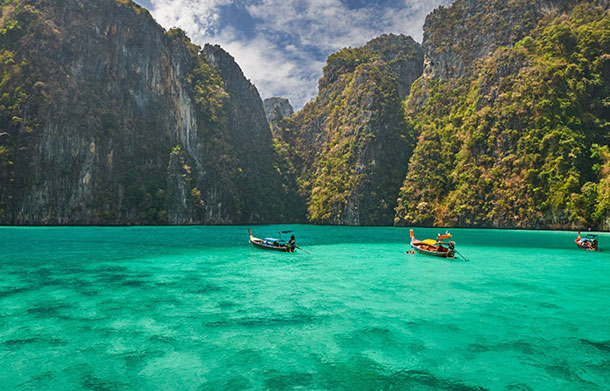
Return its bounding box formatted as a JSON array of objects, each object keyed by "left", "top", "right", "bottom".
[{"left": 1, "top": 225, "right": 609, "bottom": 390}]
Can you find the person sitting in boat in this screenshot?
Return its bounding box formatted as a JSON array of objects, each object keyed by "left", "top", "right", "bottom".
[
  {"left": 578, "top": 238, "right": 593, "bottom": 249},
  {"left": 288, "top": 235, "right": 296, "bottom": 253}
]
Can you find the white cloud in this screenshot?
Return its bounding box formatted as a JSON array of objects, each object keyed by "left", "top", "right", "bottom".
[
  {"left": 217, "top": 32, "right": 322, "bottom": 105},
  {"left": 141, "top": 0, "right": 455, "bottom": 109},
  {"left": 213, "top": 27, "right": 325, "bottom": 109},
  {"left": 247, "top": 0, "right": 372, "bottom": 52},
  {"left": 246, "top": 0, "right": 452, "bottom": 49},
  {"left": 148, "top": 0, "right": 231, "bottom": 42}
]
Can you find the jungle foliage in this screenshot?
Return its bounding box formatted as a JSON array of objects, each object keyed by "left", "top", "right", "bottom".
[
  {"left": 288, "top": 34, "right": 422, "bottom": 225},
  {"left": 396, "top": 4, "right": 610, "bottom": 229},
  {"left": 0, "top": 0, "right": 291, "bottom": 224}
]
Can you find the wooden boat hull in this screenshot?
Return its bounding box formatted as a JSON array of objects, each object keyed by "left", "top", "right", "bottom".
[
  {"left": 412, "top": 244, "right": 455, "bottom": 258},
  {"left": 575, "top": 239, "right": 598, "bottom": 251},
  {"left": 250, "top": 240, "right": 291, "bottom": 252},
  {"left": 249, "top": 229, "right": 294, "bottom": 252},
  {"left": 409, "top": 229, "right": 456, "bottom": 258}
]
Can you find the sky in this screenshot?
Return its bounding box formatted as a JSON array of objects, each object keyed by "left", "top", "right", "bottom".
[{"left": 133, "top": 0, "right": 454, "bottom": 109}]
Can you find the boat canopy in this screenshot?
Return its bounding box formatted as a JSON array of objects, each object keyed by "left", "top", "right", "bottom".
[
  {"left": 264, "top": 238, "right": 285, "bottom": 243},
  {"left": 421, "top": 239, "right": 438, "bottom": 246}
]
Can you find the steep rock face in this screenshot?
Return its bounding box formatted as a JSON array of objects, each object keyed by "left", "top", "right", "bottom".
[
  {"left": 289, "top": 34, "right": 424, "bottom": 225},
  {"left": 593, "top": 145, "right": 610, "bottom": 231},
  {"left": 395, "top": 1, "right": 610, "bottom": 229},
  {"left": 0, "top": 0, "right": 286, "bottom": 224},
  {"left": 262, "top": 97, "right": 308, "bottom": 222},
  {"left": 202, "top": 44, "right": 290, "bottom": 222},
  {"left": 264, "top": 97, "right": 294, "bottom": 123},
  {"left": 422, "top": 0, "right": 573, "bottom": 80}
]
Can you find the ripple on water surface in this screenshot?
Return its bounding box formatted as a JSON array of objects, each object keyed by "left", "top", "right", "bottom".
[{"left": 1, "top": 225, "right": 609, "bottom": 390}]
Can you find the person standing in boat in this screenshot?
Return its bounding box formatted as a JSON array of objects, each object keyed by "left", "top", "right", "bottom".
[{"left": 288, "top": 235, "right": 296, "bottom": 253}]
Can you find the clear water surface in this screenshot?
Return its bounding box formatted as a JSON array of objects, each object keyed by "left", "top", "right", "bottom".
[{"left": 1, "top": 226, "right": 609, "bottom": 390}]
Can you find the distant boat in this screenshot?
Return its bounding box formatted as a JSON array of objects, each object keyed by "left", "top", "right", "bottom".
[
  {"left": 575, "top": 232, "right": 598, "bottom": 251},
  {"left": 249, "top": 229, "right": 295, "bottom": 252},
  {"left": 410, "top": 229, "right": 456, "bottom": 258}
]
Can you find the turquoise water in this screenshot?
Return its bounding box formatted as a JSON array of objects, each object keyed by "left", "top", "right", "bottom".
[{"left": 1, "top": 226, "right": 609, "bottom": 390}]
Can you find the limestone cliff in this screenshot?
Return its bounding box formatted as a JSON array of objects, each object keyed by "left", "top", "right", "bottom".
[
  {"left": 2, "top": 0, "right": 607, "bottom": 229},
  {"left": 264, "top": 98, "right": 294, "bottom": 124},
  {"left": 422, "top": 0, "right": 575, "bottom": 81},
  {"left": 262, "top": 97, "right": 308, "bottom": 223},
  {"left": 287, "top": 34, "right": 424, "bottom": 225},
  {"left": 395, "top": 0, "right": 610, "bottom": 229},
  {"left": 0, "top": 0, "right": 287, "bottom": 224}
]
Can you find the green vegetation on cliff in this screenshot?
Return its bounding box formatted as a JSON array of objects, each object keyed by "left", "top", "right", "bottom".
[
  {"left": 285, "top": 34, "right": 423, "bottom": 225},
  {"left": 0, "top": 0, "right": 290, "bottom": 225},
  {"left": 306, "top": 62, "right": 411, "bottom": 224},
  {"left": 0, "top": 0, "right": 46, "bottom": 219},
  {"left": 423, "top": 0, "right": 576, "bottom": 80},
  {"left": 2, "top": 0, "right": 608, "bottom": 228},
  {"left": 268, "top": 115, "right": 308, "bottom": 223},
  {"left": 396, "top": 3, "right": 610, "bottom": 229},
  {"left": 591, "top": 145, "right": 610, "bottom": 229}
]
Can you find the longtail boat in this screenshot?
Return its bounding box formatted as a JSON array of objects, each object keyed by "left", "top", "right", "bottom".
[
  {"left": 249, "top": 229, "right": 295, "bottom": 252},
  {"left": 575, "top": 232, "right": 598, "bottom": 251},
  {"left": 409, "top": 229, "right": 456, "bottom": 258}
]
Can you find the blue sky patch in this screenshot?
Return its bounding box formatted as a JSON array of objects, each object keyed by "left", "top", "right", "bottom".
[{"left": 133, "top": 0, "right": 453, "bottom": 109}]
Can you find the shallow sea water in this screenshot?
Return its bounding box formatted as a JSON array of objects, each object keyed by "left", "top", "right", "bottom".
[{"left": 1, "top": 225, "right": 609, "bottom": 390}]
